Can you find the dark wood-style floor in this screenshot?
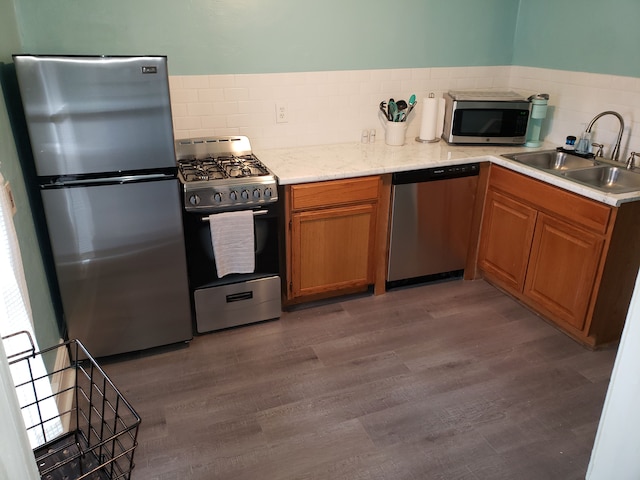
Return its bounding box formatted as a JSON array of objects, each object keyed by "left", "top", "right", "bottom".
[{"left": 103, "top": 279, "right": 617, "bottom": 480}]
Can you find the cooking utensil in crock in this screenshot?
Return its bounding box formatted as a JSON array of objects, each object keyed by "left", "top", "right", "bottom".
[
  {"left": 379, "top": 101, "right": 388, "bottom": 118},
  {"left": 405, "top": 94, "right": 417, "bottom": 119},
  {"left": 388, "top": 100, "right": 399, "bottom": 122}
]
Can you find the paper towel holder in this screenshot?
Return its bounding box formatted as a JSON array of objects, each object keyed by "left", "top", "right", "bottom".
[
  {"left": 415, "top": 137, "right": 441, "bottom": 144},
  {"left": 416, "top": 92, "right": 441, "bottom": 143}
]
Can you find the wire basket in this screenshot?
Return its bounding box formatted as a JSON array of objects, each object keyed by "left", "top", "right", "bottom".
[{"left": 2, "top": 331, "right": 141, "bottom": 480}]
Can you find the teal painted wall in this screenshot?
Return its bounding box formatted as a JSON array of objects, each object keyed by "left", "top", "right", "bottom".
[
  {"left": 0, "top": 0, "right": 20, "bottom": 61},
  {"left": 513, "top": 0, "right": 640, "bottom": 77},
  {"left": 1, "top": 0, "right": 59, "bottom": 350},
  {"left": 13, "top": 0, "right": 639, "bottom": 77},
  {"left": 14, "top": 0, "right": 519, "bottom": 75}
]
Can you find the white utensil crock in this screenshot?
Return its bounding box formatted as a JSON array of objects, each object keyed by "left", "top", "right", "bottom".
[{"left": 383, "top": 120, "right": 407, "bottom": 146}]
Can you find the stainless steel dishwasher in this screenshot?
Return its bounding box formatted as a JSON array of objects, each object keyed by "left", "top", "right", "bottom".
[{"left": 387, "top": 163, "right": 480, "bottom": 288}]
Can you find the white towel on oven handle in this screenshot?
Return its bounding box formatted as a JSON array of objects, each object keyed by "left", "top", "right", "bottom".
[{"left": 208, "top": 210, "right": 255, "bottom": 277}]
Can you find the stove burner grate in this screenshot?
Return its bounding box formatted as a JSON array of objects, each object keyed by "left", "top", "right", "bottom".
[{"left": 178, "top": 154, "right": 270, "bottom": 182}]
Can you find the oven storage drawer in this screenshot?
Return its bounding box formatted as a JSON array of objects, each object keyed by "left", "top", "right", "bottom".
[{"left": 193, "top": 275, "right": 281, "bottom": 333}]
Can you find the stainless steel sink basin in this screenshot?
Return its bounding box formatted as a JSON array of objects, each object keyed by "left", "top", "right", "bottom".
[
  {"left": 561, "top": 166, "right": 640, "bottom": 193},
  {"left": 502, "top": 149, "right": 640, "bottom": 194},
  {"left": 502, "top": 150, "right": 597, "bottom": 171}
]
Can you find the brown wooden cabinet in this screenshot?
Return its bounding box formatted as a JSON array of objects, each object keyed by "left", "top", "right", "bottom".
[
  {"left": 283, "top": 175, "right": 389, "bottom": 305},
  {"left": 478, "top": 165, "right": 640, "bottom": 348},
  {"left": 478, "top": 189, "right": 536, "bottom": 292},
  {"left": 525, "top": 213, "right": 604, "bottom": 330}
]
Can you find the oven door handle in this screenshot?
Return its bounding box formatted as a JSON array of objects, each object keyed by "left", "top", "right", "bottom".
[{"left": 201, "top": 210, "right": 268, "bottom": 222}]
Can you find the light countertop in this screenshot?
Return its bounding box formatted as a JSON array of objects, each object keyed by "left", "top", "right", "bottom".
[{"left": 257, "top": 140, "right": 640, "bottom": 207}]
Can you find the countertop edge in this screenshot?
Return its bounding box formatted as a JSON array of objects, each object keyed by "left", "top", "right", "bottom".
[{"left": 258, "top": 142, "right": 638, "bottom": 207}]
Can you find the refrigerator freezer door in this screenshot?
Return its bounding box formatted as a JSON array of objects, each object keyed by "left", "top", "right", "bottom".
[
  {"left": 14, "top": 55, "right": 176, "bottom": 176},
  {"left": 41, "top": 179, "right": 192, "bottom": 357}
]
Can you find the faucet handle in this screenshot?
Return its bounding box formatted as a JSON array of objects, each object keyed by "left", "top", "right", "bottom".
[
  {"left": 626, "top": 152, "right": 639, "bottom": 170},
  {"left": 591, "top": 142, "right": 604, "bottom": 158}
]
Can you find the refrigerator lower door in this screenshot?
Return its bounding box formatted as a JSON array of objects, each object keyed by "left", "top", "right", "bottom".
[{"left": 41, "top": 178, "right": 192, "bottom": 357}]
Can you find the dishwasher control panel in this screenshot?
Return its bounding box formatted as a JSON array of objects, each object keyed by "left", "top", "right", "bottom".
[{"left": 392, "top": 163, "right": 480, "bottom": 185}]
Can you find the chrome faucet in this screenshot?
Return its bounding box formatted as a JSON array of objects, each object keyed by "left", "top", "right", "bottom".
[
  {"left": 585, "top": 111, "right": 624, "bottom": 161},
  {"left": 626, "top": 152, "right": 639, "bottom": 170},
  {"left": 591, "top": 142, "right": 604, "bottom": 158}
]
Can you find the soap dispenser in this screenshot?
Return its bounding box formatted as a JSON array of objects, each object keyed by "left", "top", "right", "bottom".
[{"left": 525, "top": 93, "right": 550, "bottom": 147}]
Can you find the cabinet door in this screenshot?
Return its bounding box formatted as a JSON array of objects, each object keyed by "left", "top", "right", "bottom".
[
  {"left": 524, "top": 213, "right": 604, "bottom": 331},
  {"left": 291, "top": 203, "right": 376, "bottom": 298},
  {"left": 478, "top": 189, "right": 537, "bottom": 292}
]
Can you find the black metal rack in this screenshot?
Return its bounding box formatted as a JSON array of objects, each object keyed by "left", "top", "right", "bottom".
[{"left": 2, "top": 331, "right": 141, "bottom": 480}]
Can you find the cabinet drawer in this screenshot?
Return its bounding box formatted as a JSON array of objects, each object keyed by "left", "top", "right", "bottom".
[
  {"left": 489, "top": 165, "right": 612, "bottom": 234},
  {"left": 290, "top": 176, "right": 380, "bottom": 210}
]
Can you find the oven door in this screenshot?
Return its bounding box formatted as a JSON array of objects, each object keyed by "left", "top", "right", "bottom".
[
  {"left": 183, "top": 206, "right": 280, "bottom": 288},
  {"left": 182, "top": 205, "right": 281, "bottom": 332}
]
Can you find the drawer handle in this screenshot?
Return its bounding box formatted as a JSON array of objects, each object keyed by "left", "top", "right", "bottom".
[{"left": 226, "top": 291, "right": 253, "bottom": 303}]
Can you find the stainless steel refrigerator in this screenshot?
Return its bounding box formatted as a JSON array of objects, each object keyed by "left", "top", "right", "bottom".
[{"left": 14, "top": 55, "right": 192, "bottom": 357}]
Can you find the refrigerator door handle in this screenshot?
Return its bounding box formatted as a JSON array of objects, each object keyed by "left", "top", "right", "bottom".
[{"left": 43, "top": 173, "right": 175, "bottom": 188}]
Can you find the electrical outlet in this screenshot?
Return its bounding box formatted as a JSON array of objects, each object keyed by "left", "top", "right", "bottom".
[{"left": 275, "top": 102, "right": 288, "bottom": 123}]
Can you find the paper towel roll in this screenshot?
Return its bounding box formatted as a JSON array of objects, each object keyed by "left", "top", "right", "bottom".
[
  {"left": 419, "top": 96, "right": 439, "bottom": 141},
  {"left": 436, "top": 98, "right": 446, "bottom": 138}
]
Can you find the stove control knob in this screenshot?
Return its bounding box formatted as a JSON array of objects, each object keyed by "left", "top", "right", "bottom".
[
  {"left": 241, "top": 189, "right": 250, "bottom": 200},
  {"left": 189, "top": 194, "right": 201, "bottom": 206},
  {"left": 264, "top": 187, "right": 273, "bottom": 199},
  {"left": 229, "top": 190, "right": 238, "bottom": 201},
  {"left": 213, "top": 192, "right": 223, "bottom": 203},
  {"left": 252, "top": 188, "right": 261, "bottom": 199}
]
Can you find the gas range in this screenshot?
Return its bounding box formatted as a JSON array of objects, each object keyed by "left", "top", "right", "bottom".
[{"left": 175, "top": 136, "right": 278, "bottom": 212}]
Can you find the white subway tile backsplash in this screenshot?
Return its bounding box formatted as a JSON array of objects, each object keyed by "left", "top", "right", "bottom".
[
  {"left": 172, "top": 115, "right": 201, "bottom": 131},
  {"left": 168, "top": 75, "right": 183, "bottom": 89},
  {"left": 170, "top": 88, "right": 198, "bottom": 104},
  {"left": 200, "top": 115, "right": 227, "bottom": 129},
  {"left": 186, "top": 102, "right": 214, "bottom": 116},
  {"left": 197, "top": 88, "right": 224, "bottom": 102},
  {"left": 170, "top": 65, "right": 640, "bottom": 156},
  {"left": 223, "top": 87, "right": 249, "bottom": 102},
  {"left": 181, "top": 75, "right": 210, "bottom": 89},
  {"left": 170, "top": 103, "right": 188, "bottom": 117},
  {"left": 509, "top": 67, "right": 639, "bottom": 158},
  {"left": 212, "top": 101, "right": 239, "bottom": 116},
  {"left": 226, "top": 114, "right": 251, "bottom": 128},
  {"left": 208, "top": 74, "right": 235, "bottom": 88}
]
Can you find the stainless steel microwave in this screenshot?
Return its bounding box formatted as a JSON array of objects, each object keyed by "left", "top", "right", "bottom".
[{"left": 442, "top": 90, "right": 531, "bottom": 145}]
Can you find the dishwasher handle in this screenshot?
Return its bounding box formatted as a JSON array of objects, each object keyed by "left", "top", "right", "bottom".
[{"left": 391, "top": 162, "right": 480, "bottom": 185}]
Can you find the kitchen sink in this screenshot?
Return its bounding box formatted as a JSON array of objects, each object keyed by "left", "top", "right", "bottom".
[
  {"left": 561, "top": 166, "right": 640, "bottom": 194},
  {"left": 502, "top": 150, "right": 597, "bottom": 171},
  {"left": 502, "top": 149, "right": 640, "bottom": 194}
]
